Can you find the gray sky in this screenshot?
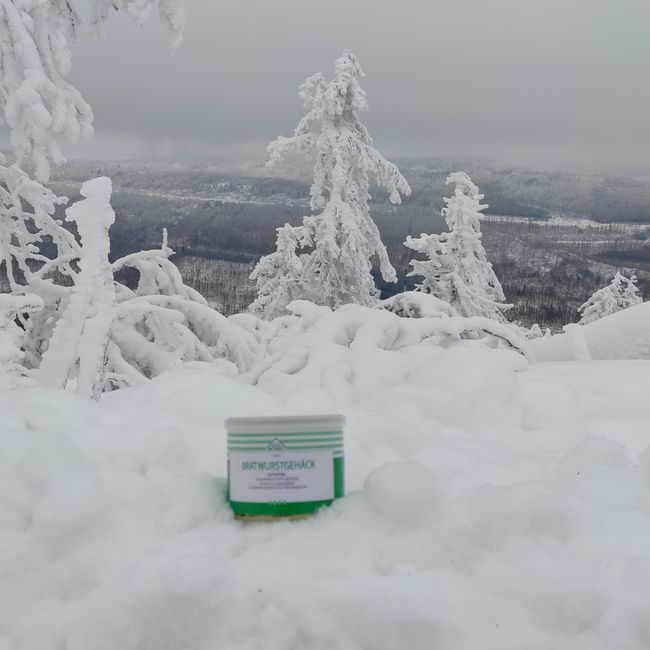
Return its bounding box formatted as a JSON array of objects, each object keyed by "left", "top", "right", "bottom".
[{"left": 69, "top": 0, "right": 650, "bottom": 176}]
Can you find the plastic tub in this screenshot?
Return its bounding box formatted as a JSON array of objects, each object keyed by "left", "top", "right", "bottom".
[{"left": 225, "top": 414, "right": 345, "bottom": 519}]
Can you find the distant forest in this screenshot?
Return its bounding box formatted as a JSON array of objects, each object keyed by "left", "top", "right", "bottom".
[{"left": 48, "top": 157, "right": 650, "bottom": 328}]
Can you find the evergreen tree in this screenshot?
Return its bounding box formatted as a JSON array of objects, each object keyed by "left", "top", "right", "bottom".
[
  {"left": 579, "top": 272, "right": 642, "bottom": 325},
  {"left": 261, "top": 50, "right": 411, "bottom": 312},
  {"left": 249, "top": 224, "right": 307, "bottom": 320},
  {"left": 405, "top": 172, "right": 510, "bottom": 321}
]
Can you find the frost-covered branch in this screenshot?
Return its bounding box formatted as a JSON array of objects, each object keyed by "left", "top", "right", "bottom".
[
  {"left": 0, "top": 0, "right": 184, "bottom": 181},
  {"left": 0, "top": 293, "right": 42, "bottom": 373},
  {"left": 112, "top": 229, "right": 205, "bottom": 304},
  {"left": 0, "top": 163, "right": 77, "bottom": 289}
]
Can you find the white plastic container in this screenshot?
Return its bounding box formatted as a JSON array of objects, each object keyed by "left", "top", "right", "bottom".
[{"left": 225, "top": 414, "right": 345, "bottom": 519}]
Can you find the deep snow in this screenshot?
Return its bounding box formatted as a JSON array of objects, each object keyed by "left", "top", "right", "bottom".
[{"left": 2, "top": 344, "right": 650, "bottom": 649}]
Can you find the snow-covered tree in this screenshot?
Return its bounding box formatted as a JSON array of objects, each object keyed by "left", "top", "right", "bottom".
[
  {"left": 0, "top": 0, "right": 185, "bottom": 311},
  {"left": 38, "top": 177, "right": 117, "bottom": 399},
  {"left": 39, "top": 180, "right": 257, "bottom": 395},
  {"left": 405, "top": 172, "right": 510, "bottom": 322},
  {"left": 0, "top": 0, "right": 186, "bottom": 385},
  {"left": 249, "top": 224, "right": 307, "bottom": 320},
  {"left": 579, "top": 272, "right": 642, "bottom": 325},
  {"left": 262, "top": 50, "right": 411, "bottom": 312},
  {"left": 0, "top": 0, "right": 184, "bottom": 285}
]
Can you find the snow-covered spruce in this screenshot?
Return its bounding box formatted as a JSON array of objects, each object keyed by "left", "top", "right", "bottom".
[
  {"left": 38, "top": 178, "right": 256, "bottom": 396},
  {"left": 578, "top": 272, "right": 642, "bottom": 325},
  {"left": 253, "top": 50, "right": 411, "bottom": 317},
  {"left": 249, "top": 224, "right": 307, "bottom": 319},
  {"left": 405, "top": 172, "right": 511, "bottom": 322}
]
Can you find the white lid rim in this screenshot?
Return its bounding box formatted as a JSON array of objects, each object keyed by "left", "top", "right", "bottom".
[{"left": 225, "top": 414, "right": 345, "bottom": 429}]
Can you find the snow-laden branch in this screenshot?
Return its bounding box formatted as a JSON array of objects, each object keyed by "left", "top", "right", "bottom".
[
  {"left": 0, "top": 0, "right": 184, "bottom": 181},
  {"left": 0, "top": 292, "right": 42, "bottom": 374},
  {"left": 245, "top": 299, "right": 530, "bottom": 388}
]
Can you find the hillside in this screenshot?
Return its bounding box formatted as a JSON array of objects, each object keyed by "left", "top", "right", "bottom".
[{"left": 48, "top": 157, "right": 650, "bottom": 328}]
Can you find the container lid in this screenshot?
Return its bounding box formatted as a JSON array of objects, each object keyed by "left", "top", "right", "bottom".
[{"left": 225, "top": 414, "right": 345, "bottom": 434}]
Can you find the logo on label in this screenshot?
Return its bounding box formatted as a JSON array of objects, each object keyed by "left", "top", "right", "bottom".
[{"left": 267, "top": 437, "right": 287, "bottom": 451}]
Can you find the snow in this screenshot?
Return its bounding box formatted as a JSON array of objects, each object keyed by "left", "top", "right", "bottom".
[
  {"left": 531, "top": 301, "right": 650, "bottom": 361},
  {"left": 2, "top": 321, "right": 650, "bottom": 649}
]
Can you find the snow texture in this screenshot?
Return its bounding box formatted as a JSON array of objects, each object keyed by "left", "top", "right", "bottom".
[
  {"left": 1, "top": 314, "right": 650, "bottom": 649},
  {"left": 405, "top": 172, "right": 511, "bottom": 321}
]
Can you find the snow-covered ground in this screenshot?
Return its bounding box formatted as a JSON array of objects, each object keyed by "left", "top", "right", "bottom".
[{"left": 2, "top": 331, "right": 650, "bottom": 649}]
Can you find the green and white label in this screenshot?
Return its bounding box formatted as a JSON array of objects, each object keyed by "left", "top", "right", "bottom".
[{"left": 229, "top": 450, "right": 334, "bottom": 503}]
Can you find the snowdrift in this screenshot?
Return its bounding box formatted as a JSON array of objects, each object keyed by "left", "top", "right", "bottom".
[{"left": 531, "top": 302, "right": 650, "bottom": 361}]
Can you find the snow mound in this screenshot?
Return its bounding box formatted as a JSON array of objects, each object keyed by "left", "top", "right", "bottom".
[
  {"left": 530, "top": 301, "right": 650, "bottom": 361},
  {"left": 377, "top": 291, "right": 459, "bottom": 318}
]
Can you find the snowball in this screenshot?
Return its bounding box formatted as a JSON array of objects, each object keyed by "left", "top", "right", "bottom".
[{"left": 364, "top": 461, "right": 442, "bottom": 525}]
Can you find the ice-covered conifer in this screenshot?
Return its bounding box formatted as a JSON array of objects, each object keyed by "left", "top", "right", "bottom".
[
  {"left": 405, "top": 172, "right": 510, "bottom": 322},
  {"left": 266, "top": 50, "right": 411, "bottom": 310},
  {"left": 578, "top": 272, "right": 642, "bottom": 325},
  {"left": 38, "top": 177, "right": 117, "bottom": 399},
  {"left": 249, "top": 224, "right": 307, "bottom": 320}
]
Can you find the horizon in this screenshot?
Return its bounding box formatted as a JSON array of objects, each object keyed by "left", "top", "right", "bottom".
[{"left": 62, "top": 0, "right": 650, "bottom": 180}]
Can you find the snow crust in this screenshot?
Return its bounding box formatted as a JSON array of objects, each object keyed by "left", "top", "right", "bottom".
[{"left": 2, "top": 323, "right": 650, "bottom": 649}]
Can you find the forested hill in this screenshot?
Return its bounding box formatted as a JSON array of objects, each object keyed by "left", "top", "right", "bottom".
[
  {"left": 53, "top": 156, "right": 650, "bottom": 223},
  {"left": 49, "top": 157, "right": 650, "bottom": 327}
]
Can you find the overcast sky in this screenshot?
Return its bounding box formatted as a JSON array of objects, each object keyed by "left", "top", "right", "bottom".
[{"left": 69, "top": 0, "right": 650, "bottom": 176}]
